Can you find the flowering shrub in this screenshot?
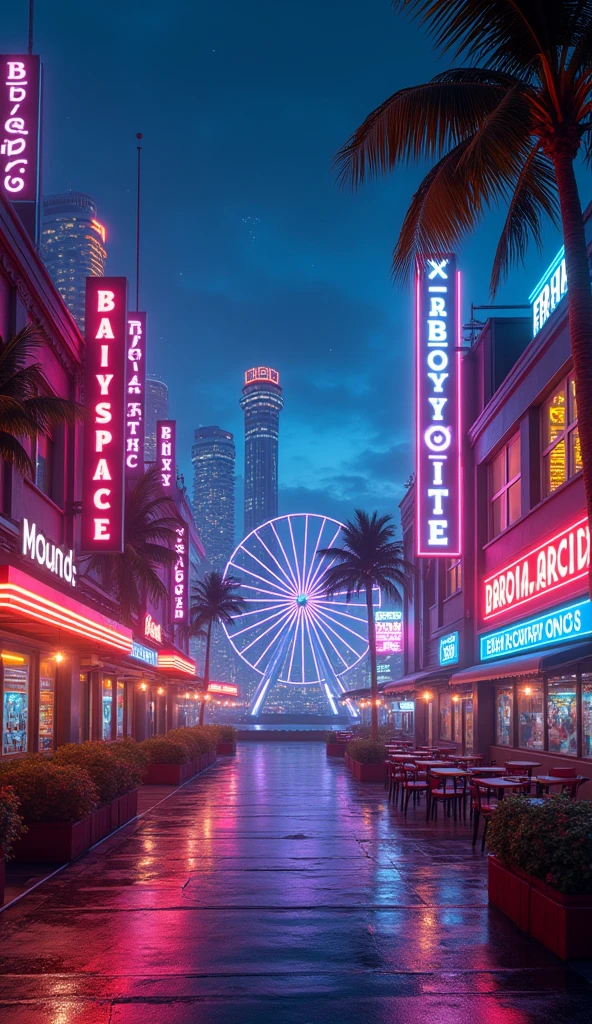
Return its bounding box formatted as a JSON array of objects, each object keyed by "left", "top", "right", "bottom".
[
  {"left": 107, "top": 739, "right": 149, "bottom": 784},
  {"left": 215, "top": 725, "right": 237, "bottom": 744},
  {"left": 54, "top": 742, "right": 135, "bottom": 803},
  {"left": 140, "top": 737, "right": 191, "bottom": 765},
  {"left": 0, "top": 785, "right": 26, "bottom": 859},
  {"left": 0, "top": 760, "right": 98, "bottom": 823},
  {"left": 166, "top": 728, "right": 207, "bottom": 757},
  {"left": 346, "top": 739, "right": 387, "bottom": 764},
  {"left": 487, "top": 795, "right": 592, "bottom": 895}
]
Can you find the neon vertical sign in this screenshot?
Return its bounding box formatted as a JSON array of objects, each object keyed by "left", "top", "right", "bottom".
[
  {"left": 0, "top": 55, "right": 41, "bottom": 239},
  {"left": 172, "top": 523, "right": 188, "bottom": 625},
  {"left": 156, "top": 420, "right": 176, "bottom": 492},
  {"left": 82, "top": 278, "right": 128, "bottom": 552},
  {"left": 415, "top": 255, "right": 461, "bottom": 557},
  {"left": 125, "top": 313, "right": 146, "bottom": 477}
]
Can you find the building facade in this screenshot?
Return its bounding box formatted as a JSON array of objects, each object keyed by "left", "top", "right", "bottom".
[
  {"left": 192, "top": 426, "right": 235, "bottom": 571},
  {"left": 144, "top": 376, "right": 169, "bottom": 464},
  {"left": 388, "top": 206, "right": 592, "bottom": 796},
  {"left": 240, "top": 367, "right": 283, "bottom": 535},
  {"left": 40, "top": 192, "right": 107, "bottom": 331},
  {"left": 0, "top": 192, "right": 203, "bottom": 760}
]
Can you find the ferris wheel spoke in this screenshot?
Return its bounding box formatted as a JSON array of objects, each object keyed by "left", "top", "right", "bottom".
[
  {"left": 305, "top": 522, "right": 342, "bottom": 596},
  {"left": 231, "top": 605, "right": 291, "bottom": 641},
  {"left": 300, "top": 611, "right": 306, "bottom": 684},
  {"left": 240, "top": 582, "right": 292, "bottom": 601},
  {"left": 310, "top": 600, "right": 369, "bottom": 626},
  {"left": 270, "top": 520, "right": 299, "bottom": 591},
  {"left": 228, "top": 560, "right": 286, "bottom": 596},
  {"left": 303, "top": 613, "right": 323, "bottom": 683},
  {"left": 240, "top": 542, "right": 296, "bottom": 594},
  {"left": 314, "top": 607, "right": 367, "bottom": 655},
  {"left": 253, "top": 607, "right": 299, "bottom": 669},
  {"left": 286, "top": 611, "right": 299, "bottom": 682},
  {"left": 305, "top": 606, "right": 350, "bottom": 670},
  {"left": 302, "top": 515, "right": 326, "bottom": 593},
  {"left": 233, "top": 601, "right": 291, "bottom": 621},
  {"left": 254, "top": 529, "right": 297, "bottom": 592},
  {"left": 287, "top": 516, "right": 303, "bottom": 593},
  {"left": 315, "top": 606, "right": 366, "bottom": 647},
  {"left": 241, "top": 605, "right": 296, "bottom": 656}
]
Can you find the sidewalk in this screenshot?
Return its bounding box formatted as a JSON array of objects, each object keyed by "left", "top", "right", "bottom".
[{"left": 0, "top": 742, "right": 590, "bottom": 1023}]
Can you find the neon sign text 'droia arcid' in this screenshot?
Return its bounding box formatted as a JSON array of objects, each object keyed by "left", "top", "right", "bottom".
[
  {"left": 415, "top": 255, "right": 461, "bottom": 557},
  {"left": 82, "top": 278, "right": 128, "bottom": 553}
]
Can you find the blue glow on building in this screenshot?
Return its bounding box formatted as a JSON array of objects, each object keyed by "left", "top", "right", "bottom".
[{"left": 479, "top": 598, "right": 592, "bottom": 661}]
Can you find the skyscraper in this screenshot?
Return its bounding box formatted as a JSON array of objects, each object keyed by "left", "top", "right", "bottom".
[
  {"left": 40, "top": 193, "right": 107, "bottom": 330},
  {"left": 144, "top": 377, "right": 169, "bottom": 463},
  {"left": 240, "top": 367, "right": 283, "bottom": 535},
  {"left": 192, "top": 426, "right": 236, "bottom": 571}
]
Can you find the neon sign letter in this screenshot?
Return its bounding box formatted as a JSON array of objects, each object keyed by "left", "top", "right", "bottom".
[
  {"left": 157, "top": 420, "right": 176, "bottom": 492},
  {"left": 172, "top": 523, "right": 188, "bottom": 625},
  {"left": 82, "top": 277, "right": 128, "bottom": 553},
  {"left": 125, "top": 312, "right": 146, "bottom": 477},
  {"left": 415, "top": 254, "right": 461, "bottom": 557},
  {"left": 0, "top": 55, "right": 40, "bottom": 206}
]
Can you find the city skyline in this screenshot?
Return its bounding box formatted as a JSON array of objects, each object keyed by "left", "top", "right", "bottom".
[
  {"left": 40, "top": 191, "right": 107, "bottom": 330},
  {"left": 192, "top": 425, "right": 236, "bottom": 570},
  {"left": 241, "top": 367, "right": 283, "bottom": 535}
]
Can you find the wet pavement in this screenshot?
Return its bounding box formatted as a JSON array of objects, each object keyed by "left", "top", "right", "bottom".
[{"left": 0, "top": 741, "right": 591, "bottom": 1022}]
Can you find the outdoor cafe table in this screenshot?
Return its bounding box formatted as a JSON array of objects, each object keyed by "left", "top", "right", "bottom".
[
  {"left": 450, "top": 755, "right": 484, "bottom": 765},
  {"left": 534, "top": 774, "right": 582, "bottom": 795},
  {"left": 472, "top": 777, "right": 528, "bottom": 800},
  {"left": 426, "top": 767, "right": 471, "bottom": 819},
  {"left": 467, "top": 765, "right": 506, "bottom": 777},
  {"left": 504, "top": 760, "right": 542, "bottom": 778}
]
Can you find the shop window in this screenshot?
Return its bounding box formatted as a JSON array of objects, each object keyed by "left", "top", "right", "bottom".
[
  {"left": 102, "top": 677, "right": 113, "bottom": 741},
  {"left": 34, "top": 432, "right": 54, "bottom": 499},
  {"left": 489, "top": 434, "right": 520, "bottom": 538},
  {"left": 453, "top": 699, "right": 462, "bottom": 745},
  {"left": 542, "top": 375, "right": 581, "bottom": 496},
  {"left": 517, "top": 682, "right": 543, "bottom": 750},
  {"left": 2, "top": 652, "right": 30, "bottom": 755},
  {"left": 445, "top": 558, "right": 462, "bottom": 597},
  {"left": 38, "top": 658, "right": 56, "bottom": 753},
  {"left": 464, "top": 698, "right": 474, "bottom": 754},
  {"left": 495, "top": 687, "right": 513, "bottom": 745},
  {"left": 547, "top": 676, "right": 577, "bottom": 756},
  {"left": 583, "top": 676, "right": 592, "bottom": 758},
  {"left": 116, "top": 681, "right": 125, "bottom": 738},
  {"left": 439, "top": 693, "right": 452, "bottom": 740}
]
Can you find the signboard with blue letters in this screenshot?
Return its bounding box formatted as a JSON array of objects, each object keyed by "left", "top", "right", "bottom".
[
  {"left": 439, "top": 631, "right": 459, "bottom": 667},
  {"left": 131, "top": 640, "right": 158, "bottom": 667},
  {"left": 480, "top": 598, "right": 592, "bottom": 661}
]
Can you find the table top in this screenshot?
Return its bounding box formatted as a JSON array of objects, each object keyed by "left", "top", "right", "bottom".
[
  {"left": 450, "top": 755, "right": 484, "bottom": 763},
  {"left": 419, "top": 760, "right": 448, "bottom": 767},
  {"left": 472, "top": 777, "right": 525, "bottom": 788},
  {"left": 535, "top": 775, "right": 578, "bottom": 785},
  {"left": 429, "top": 767, "right": 471, "bottom": 778},
  {"left": 505, "top": 760, "right": 542, "bottom": 768},
  {"left": 467, "top": 766, "right": 502, "bottom": 775}
]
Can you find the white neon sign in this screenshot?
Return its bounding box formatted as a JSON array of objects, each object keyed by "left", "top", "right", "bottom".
[
  {"left": 530, "top": 247, "right": 567, "bottom": 337},
  {"left": 415, "top": 255, "right": 462, "bottom": 557},
  {"left": 21, "top": 519, "right": 76, "bottom": 588}
]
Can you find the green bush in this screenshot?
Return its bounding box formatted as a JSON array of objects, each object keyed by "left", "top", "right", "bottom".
[
  {"left": 0, "top": 785, "right": 26, "bottom": 859},
  {"left": 487, "top": 795, "right": 592, "bottom": 895},
  {"left": 107, "top": 739, "right": 149, "bottom": 782},
  {"left": 215, "top": 725, "right": 236, "bottom": 744},
  {"left": 346, "top": 739, "right": 387, "bottom": 764},
  {"left": 54, "top": 742, "right": 135, "bottom": 803},
  {"left": 140, "top": 737, "right": 191, "bottom": 765},
  {"left": 192, "top": 725, "right": 220, "bottom": 751},
  {"left": 0, "top": 760, "right": 98, "bottom": 823},
  {"left": 167, "top": 728, "right": 208, "bottom": 757}
]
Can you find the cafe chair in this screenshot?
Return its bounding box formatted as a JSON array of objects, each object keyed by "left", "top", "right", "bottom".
[
  {"left": 429, "top": 773, "right": 466, "bottom": 823},
  {"left": 471, "top": 781, "right": 498, "bottom": 853},
  {"left": 401, "top": 764, "right": 429, "bottom": 816}
]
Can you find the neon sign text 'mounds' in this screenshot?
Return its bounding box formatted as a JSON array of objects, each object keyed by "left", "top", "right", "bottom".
[
  {"left": 415, "top": 255, "right": 461, "bottom": 557},
  {"left": 82, "top": 278, "right": 127, "bottom": 552}
]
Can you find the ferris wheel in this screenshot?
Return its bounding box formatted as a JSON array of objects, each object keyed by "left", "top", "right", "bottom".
[{"left": 223, "top": 514, "right": 379, "bottom": 718}]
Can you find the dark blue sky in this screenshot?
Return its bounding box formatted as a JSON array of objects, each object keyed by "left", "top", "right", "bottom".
[{"left": 5, "top": 0, "right": 565, "bottom": 532}]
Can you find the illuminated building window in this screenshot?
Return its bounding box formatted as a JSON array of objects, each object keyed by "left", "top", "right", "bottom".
[
  {"left": 489, "top": 433, "right": 521, "bottom": 538},
  {"left": 445, "top": 558, "right": 462, "bottom": 596},
  {"left": 542, "top": 374, "right": 581, "bottom": 496}
]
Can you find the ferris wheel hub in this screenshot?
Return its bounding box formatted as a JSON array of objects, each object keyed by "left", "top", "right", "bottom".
[{"left": 296, "top": 594, "right": 308, "bottom": 606}]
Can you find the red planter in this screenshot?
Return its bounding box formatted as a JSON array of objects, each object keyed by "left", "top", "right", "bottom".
[
  {"left": 345, "top": 754, "right": 386, "bottom": 783},
  {"left": 12, "top": 817, "right": 92, "bottom": 864},
  {"left": 90, "top": 804, "right": 112, "bottom": 845},
  {"left": 326, "top": 741, "right": 347, "bottom": 758},
  {"left": 217, "top": 742, "right": 236, "bottom": 756},
  {"left": 142, "top": 761, "right": 192, "bottom": 786},
  {"left": 0, "top": 857, "right": 5, "bottom": 906},
  {"left": 488, "top": 855, "right": 592, "bottom": 960}
]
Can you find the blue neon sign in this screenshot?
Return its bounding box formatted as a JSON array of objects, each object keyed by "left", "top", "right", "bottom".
[
  {"left": 131, "top": 640, "right": 158, "bottom": 667},
  {"left": 480, "top": 598, "right": 592, "bottom": 661},
  {"left": 439, "top": 631, "right": 459, "bottom": 666}
]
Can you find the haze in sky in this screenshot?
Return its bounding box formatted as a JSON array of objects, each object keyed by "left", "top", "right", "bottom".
[{"left": 3, "top": 0, "right": 564, "bottom": 530}]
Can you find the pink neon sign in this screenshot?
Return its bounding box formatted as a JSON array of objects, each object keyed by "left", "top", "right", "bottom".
[
  {"left": 0, "top": 55, "right": 40, "bottom": 204},
  {"left": 82, "top": 278, "right": 128, "bottom": 553},
  {"left": 415, "top": 255, "right": 461, "bottom": 557},
  {"left": 125, "top": 313, "right": 146, "bottom": 477},
  {"left": 156, "top": 420, "right": 176, "bottom": 492},
  {"left": 483, "top": 514, "right": 590, "bottom": 622},
  {"left": 172, "top": 523, "right": 189, "bottom": 625},
  {"left": 374, "top": 610, "right": 403, "bottom": 654}
]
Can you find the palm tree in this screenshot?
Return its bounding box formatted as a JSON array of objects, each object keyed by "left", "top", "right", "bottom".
[
  {"left": 189, "top": 571, "right": 246, "bottom": 725},
  {"left": 336, "top": 1, "right": 592, "bottom": 587},
  {"left": 85, "top": 467, "right": 180, "bottom": 626},
  {"left": 318, "top": 510, "right": 412, "bottom": 740},
  {"left": 0, "top": 322, "right": 82, "bottom": 475}
]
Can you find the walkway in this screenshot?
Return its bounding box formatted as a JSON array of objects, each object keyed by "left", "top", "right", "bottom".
[{"left": 0, "top": 742, "right": 591, "bottom": 1022}]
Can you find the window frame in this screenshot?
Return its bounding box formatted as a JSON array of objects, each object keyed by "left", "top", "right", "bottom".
[
  {"left": 445, "top": 558, "right": 462, "bottom": 597},
  {"left": 541, "top": 373, "right": 581, "bottom": 496},
  {"left": 488, "top": 433, "right": 521, "bottom": 539}
]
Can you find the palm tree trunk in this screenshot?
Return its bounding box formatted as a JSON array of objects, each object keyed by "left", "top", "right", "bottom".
[
  {"left": 552, "top": 150, "right": 592, "bottom": 593},
  {"left": 365, "top": 582, "right": 378, "bottom": 741},
  {"left": 199, "top": 619, "right": 213, "bottom": 727}
]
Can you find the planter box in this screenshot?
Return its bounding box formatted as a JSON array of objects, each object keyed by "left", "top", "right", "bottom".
[
  {"left": 346, "top": 755, "right": 386, "bottom": 783},
  {"left": 488, "top": 855, "right": 592, "bottom": 960},
  {"left": 0, "top": 857, "right": 4, "bottom": 906},
  {"left": 90, "top": 804, "right": 112, "bottom": 846},
  {"left": 217, "top": 742, "right": 236, "bottom": 756},
  {"left": 326, "top": 741, "right": 347, "bottom": 758},
  {"left": 142, "top": 761, "right": 191, "bottom": 786},
  {"left": 109, "top": 789, "right": 139, "bottom": 831},
  {"left": 11, "top": 817, "right": 91, "bottom": 864}
]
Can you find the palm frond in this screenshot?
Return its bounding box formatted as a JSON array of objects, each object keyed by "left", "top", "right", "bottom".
[{"left": 0, "top": 431, "right": 34, "bottom": 476}]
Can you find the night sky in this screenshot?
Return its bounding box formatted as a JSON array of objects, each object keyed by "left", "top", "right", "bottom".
[{"left": 4, "top": 0, "right": 565, "bottom": 537}]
